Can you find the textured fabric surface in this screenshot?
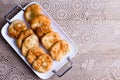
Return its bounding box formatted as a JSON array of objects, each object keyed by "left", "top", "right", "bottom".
[{"left": 0, "top": 0, "right": 120, "bottom": 80}]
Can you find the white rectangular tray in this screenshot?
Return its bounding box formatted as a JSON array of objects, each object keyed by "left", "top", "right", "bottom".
[{"left": 1, "top": 2, "right": 78, "bottom": 79}]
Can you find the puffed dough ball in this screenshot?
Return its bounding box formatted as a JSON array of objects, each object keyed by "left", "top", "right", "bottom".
[
  {"left": 32, "top": 54, "right": 53, "bottom": 73},
  {"left": 41, "top": 32, "right": 61, "bottom": 50},
  {"left": 17, "top": 29, "right": 34, "bottom": 48},
  {"left": 22, "top": 34, "right": 39, "bottom": 56},
  {"left": 8, "top": 20, "right": 27, "bottom": 38},
  {"left": 35, "top": 25, "right": 52, "bottom": 38},
  {"left": 50, "top": 40, "right": 70, "bottom": 61},
  {"left": 27, "top": 47, "right": 45, "bottom": 64},
  {"left": 24, "top": 4, "right": 41, "bottom": 23},
  {"left": 30, "top": 14, "right": 50, "bottom": 30}
]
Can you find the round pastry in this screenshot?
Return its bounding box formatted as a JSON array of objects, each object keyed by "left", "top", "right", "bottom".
[
  {"left": 41, "top": 32, "right": 61, "bottom": 50},
  {"left": 30, "top": 14, "right": 51, "bottom": 30},
  {"left": 32, "top": 54, "right": 52, "bottom": 73},
  {"left": 8, "top": 20, "right": 27, "bottom": 38},
  {"left": 50, "top": 40, "right": 70, "bottom": 61},
  {"left": 27, "top": 47, "right": 45, "bottom": 64},
  {"left": 34, "top": 25, "right": 52, "bottom": 38},
  {"left": 22, "top": 34, "right": 39, "bottom": 56},
  {"left": 24, "top": 4, "right": 41, "bottom": 23},
  {"left": 16, "top": 29, "right": 34, "bottom": 48}
]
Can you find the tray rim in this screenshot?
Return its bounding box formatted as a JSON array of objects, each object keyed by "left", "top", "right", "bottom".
[{"left": 1, "top": 1, "right": 78, "bottom": 79}]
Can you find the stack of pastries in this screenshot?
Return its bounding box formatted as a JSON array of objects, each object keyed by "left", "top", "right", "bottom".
[{"left": 7, "top": 4, "right": 70, "bottom": 73}]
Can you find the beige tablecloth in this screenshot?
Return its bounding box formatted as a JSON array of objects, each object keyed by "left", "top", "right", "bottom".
[{"left": 0, "top": 0, "right": 120, "bottom": 80}]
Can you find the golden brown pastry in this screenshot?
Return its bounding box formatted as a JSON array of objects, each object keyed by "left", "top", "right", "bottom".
[
  {"left": 16, "top": 29, "right": 34, "bottom": 48},
  {"left": 27, "top": 47, "right": 45, "bottom": 64},
  {"left": 32, "top": 54, "right": 52, "bottom": 73},
  {"left": 41, "top": 32, "right": 61, "bottom": 50},
  {"left": 50, "top": 40, "right": 70, "bottom": 61},
  {"left": 22, "top": 34, "right": 39, "bottom": 56},
  {"left": 8, "top": 20, "right": 27, "bottom": 38},
  {"left": 30, "top": 14, "right": 51, "bottom": 30},
  {"left": 34, "top": 25, "right": 52, "bottom": 38},
  {"left": 24, "top": 4, "right": 41, "bottom": 23}
]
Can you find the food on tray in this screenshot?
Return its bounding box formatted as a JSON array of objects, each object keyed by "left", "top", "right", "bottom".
[
  {"left": 16, "top": 29, "right": 34, "bottom": 48},
  {"left": 24, "top": 4, "right": 41, "bottom": 23},
  {"left": 22, "top": 34, "right": 39, "bottom": 56},
  {"left": 8, "top": 20, "right": 27, "bottom": 38},
  {"left": 35, "top": 25, "right": 52, "bottom": 38},
  {"left": 30, "top": 14, "right": 51, "bottom": 30},
  {"left": 7, "top": 3, "right": 70, "bottom": 73},
  {"left": 32, "top": 54, "right": 53, "bottom": 73},
  {"left": 50, "top": 40, "right": 70, "bottom": 61},
  {"left": 27, "top": 47, "right": 45, "bottom": 64},
  {"left": 41, "top": 32, "right": 61, "bottom": 50}
]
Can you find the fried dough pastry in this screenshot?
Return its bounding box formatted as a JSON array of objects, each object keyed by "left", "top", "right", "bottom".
[
  {"left": 30, "top": 14, "right": 51, "bottom": 30},
  {"left": 32, "top": 54, "right": 52, "bottom": 73},
  {"left": 50, "top": 40, "right": 70, "bottom": 61},
  {"left": 27, "top": 47, "right": 45, "bottom": 64},
  {"left": 8, "top": 20, "right": 27, "bottom": 38},
  {"left": 22, "top": 34, "right": 39, "bottom": 56},
  {"left": 41, "top": 32, "right": 61, "bottom": 50},
  {"left": 24, "top": 4, "right": 41, "bottom": 23},
  {"left": 35, "top": 25, "right": 52, "bottom": 38},
  {"left": 17, "top": 29, "right": 34, "bottom": 48}
]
